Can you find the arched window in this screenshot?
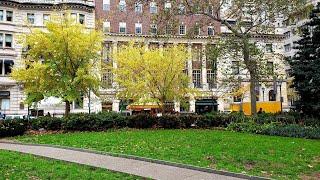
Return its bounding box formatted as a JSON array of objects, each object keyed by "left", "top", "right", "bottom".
[{"left": 269, "top": 90, "right": 276, "bottom": 101}]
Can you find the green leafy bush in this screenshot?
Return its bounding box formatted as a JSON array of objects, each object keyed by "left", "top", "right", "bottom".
[
  {"left": 127, "top": 114, "right": 157, "bottom": 129},
  {"left": 30, "top": 116, "right": 62, "bottom": 131},
  {"left": 0, "top": 119, "right": 27, "bottom": 137}
]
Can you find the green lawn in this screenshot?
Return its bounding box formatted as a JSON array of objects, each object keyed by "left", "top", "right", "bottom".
[
  {"left": 15, "top": 129, "right": 320, "bottom": 179},
  {"left": 0, "top": 150, "right": 140, "bottom": 180}
]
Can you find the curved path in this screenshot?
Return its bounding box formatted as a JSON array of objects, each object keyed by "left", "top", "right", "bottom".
[{"left": 0, "top": 141, "right": 261, "bottom": 180}]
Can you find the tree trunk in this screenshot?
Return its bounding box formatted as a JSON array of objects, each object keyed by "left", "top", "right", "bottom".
[
  {"left": 243, "top": 38, "right": 257, "bottom": 115},
  {"left": 65, "top": 100, "right": 71, "bottom": 116}
]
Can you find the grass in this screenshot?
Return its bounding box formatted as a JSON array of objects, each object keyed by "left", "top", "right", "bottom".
[
  {"left": 15, "top": 129, "right": 320, "bottom": 179},
  {"left": 0, "top": 150, "right": 141, "bottom": 180}
]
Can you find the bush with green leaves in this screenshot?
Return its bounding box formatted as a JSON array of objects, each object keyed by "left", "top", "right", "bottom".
[{"left": 0, "top": 119, "right": 27, "bottom": 137}]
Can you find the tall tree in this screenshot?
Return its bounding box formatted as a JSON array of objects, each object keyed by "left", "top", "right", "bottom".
[
  {"left": 11, "top": 13, "right": 103, "bottom": 116},
  {"left": 289, "top": 3, "right": 320, "bottom": 116},
  {"left": 113, "top": 43, "right": 192, "bottom": 113},
  {"left": 133, "top": 0, "right": 303, "bottom": 114}
]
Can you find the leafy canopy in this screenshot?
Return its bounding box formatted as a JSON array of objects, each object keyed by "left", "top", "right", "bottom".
[
  {"left": 12, "top": 12, "right": 103, "bottom": 106},
  {"left": 113, "top": 43, "right": 192, "bottom": 108}
]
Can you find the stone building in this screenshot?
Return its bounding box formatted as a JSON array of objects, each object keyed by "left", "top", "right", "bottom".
[
  {"left": 96, "top": 0, "right": 289, "bottom": 113},
  {"left": 0, "top": 0, "right": 96, "bottom": 116}
]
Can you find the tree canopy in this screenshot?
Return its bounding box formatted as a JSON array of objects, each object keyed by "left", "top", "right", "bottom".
[
  {"left": 289, "top": 3, "right": 320, "bottom": 116},
  {"left": 113, "top": 43, "right": 192, "bottom": 112},
  {"left": 11, "top": 13, "right": 103, "bottom": 115}
]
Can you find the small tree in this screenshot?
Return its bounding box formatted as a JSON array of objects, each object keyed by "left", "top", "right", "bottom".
[
  {"left": 11, "top": 13, "right": 103, "bottom": 116},
  {"left": 289, "top": 3, "right": 320, "bottom": 116},
  {"left": 113, "top": 43, "right": 192, "bottom": 113}
]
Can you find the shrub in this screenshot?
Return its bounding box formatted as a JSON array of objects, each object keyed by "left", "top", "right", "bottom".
[
  {"left": 0, "top": 119, "right": 27, "bottom": 137},
  {"left": 227, "top": 122, "right": 320, "bottom": 139},
  {"left": 127, "top": 114, "right": 157, "bottom": 129},
  {"left": 30, "top": 116, "right": 62, "bottom": 131},
  {"left": 158, "top": 115, "right": 182, "bottom": 129}
]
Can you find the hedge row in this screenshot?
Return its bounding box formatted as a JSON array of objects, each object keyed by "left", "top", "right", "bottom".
[{"left": 0, "top": 112, "right": 319, "bottom": 139}]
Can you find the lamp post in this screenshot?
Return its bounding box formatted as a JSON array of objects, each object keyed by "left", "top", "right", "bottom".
[
  {"left": 277, "top": 79, "right": 283, "bottom": 113},
  {"left": 88, "top": 89, "right": 91, "bottom": 114}
]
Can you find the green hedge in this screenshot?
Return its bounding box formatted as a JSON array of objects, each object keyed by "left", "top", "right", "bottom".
[
  {"left": 0, "top": 119, "right": 28, "bottom": 137},
  {"left": 1, "top": 112, "right": 319, "bottom": 139}
]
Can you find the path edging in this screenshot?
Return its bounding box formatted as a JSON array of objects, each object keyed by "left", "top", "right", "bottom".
[{"left": 0, "top": 140, "right": 269, "bottom": 180}]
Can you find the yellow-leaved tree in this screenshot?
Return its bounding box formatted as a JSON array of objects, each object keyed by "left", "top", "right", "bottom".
[
  {"left": 113, "top": 43, "right": 192, "bottom": 113},
  {"left": 11, "top": 12, "right": 103, "bottom": 116}
]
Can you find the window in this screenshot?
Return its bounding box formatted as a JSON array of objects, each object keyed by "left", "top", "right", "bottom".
[
  {"left": 207, "top": 70, "right": 216, "bottom": 89},
  {"left": 192, "top": 46, "right": 202, "bottom": 62},
  {"left": 0, "top": 98, "right": 10, "bottom": 110},
  {"left": 164, "top": 2, "right": 171, "bottom": 10},
  {"left": 269, "top": 90, "right": 276, "bottom": 101},
  {"left": 27, "top": 13, "right": 35, "bottom": 24},
  {"left": 234, "top": 95, "right": 242, "bottom": 102},
  {"left": 178, "top": 4, "right": 186, "bottom": 14},
  {"left": 119, "top": 0, "right": 126, "bottom": 12},
  {"left": 71, "top": 13, "right": 77, "bottom": 22},
  {"left": 207, "top": 6, "right": 214, "bottom": 15},
  {"left": 284, "top": 31, "right": 291, "bottom": 39},
  {"left": 6, "top": 11, "right": 13, "bottom": 22},
  {"left": 192, "top": 70, "right": 202, "bottom": 88},
  {"left": 135, "top": 2, "right": 143, "bottom": 13},
  {"left": 5, "top": 34, "right": 12, "bottom": 48},
  {"left": 135, "top": 23, "right": 142, "bottom": 34},
  {"left": 284, "top": 44, "right": 291, "bottom": 52},
  {"left": 43, "top": 14, "right": 50, "bottom": 24},
  {"left": 103, "top": 0, "right": 110, "bottom": 11},
  {"left": 150, "top": 24, "right": 157, "bottom": 34},
  {"left": 150, "top": 2, "right": 157, "bottom": 14},
  {"left": 0, "top": 10, "right": 3, "bottom": 21},
  {"left": 0, "top": 59, "right": 14, "bottom": 76},
  {"left": 119, "top": 22, "right": 126, "bottom": 33},
  {"left": 231, "top": 61, "right": 240, "bottom": 75},
  {"left": 102, "top": 69, "right": 113, "bottom": 88},
  {"left": 79, "top": 14, "right": 85, "bottom": 24},
  {"left": 267, "top": 62, "right": 274, "bottom": 74},
  {"left": 208, "top": 26, "right": 214, "bottom": 36},
  {"left": 103, "top": 21, "right": 110, "bottom": 33},
  {"left": 179, "top": 25, "right": 186, "bottom": 35},
  {"left": 0, "top": 34, "right": 3, "bottom": 47},
  {"left": 74, "top": 96, "right": 84, "bottom": 109},
  {"left": 266, "top": 44, "right": 273, "bottom": 53}
]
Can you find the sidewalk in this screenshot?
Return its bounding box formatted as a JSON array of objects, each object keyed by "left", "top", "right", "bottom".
[{"left": 0, "top": 142, "right": 249, "bottom": 180}]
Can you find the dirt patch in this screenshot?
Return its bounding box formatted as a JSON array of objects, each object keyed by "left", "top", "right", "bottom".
[{"left": 244, "top": 161, "right": 256, "bottom": 171}]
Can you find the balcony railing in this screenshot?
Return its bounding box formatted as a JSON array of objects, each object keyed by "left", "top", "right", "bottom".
[{"left": 11, "top": 0, "right": 94, "bottom": 6}]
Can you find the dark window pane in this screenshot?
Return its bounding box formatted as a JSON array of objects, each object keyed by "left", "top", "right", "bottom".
[
  {"left": 5, "top": 34, "right": 12, "bottom": 47},
  {"left": 6, "top": 11, "right": 13, "bottom": 21},
  {"left": 4, "top": 60, "right": 14, "bottom": 75},
  {"left": 0, "top": 60, "right": 3, "bottom": 75},
  {"left": 0, "top": 34, "right": 3, "bottom": 47}
]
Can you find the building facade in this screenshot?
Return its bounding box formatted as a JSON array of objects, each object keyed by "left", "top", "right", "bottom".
[
  {"left": 96, "top": 0, "right": 289, "bottom": 113},
  {"left": 0, "top": 0, "right": 96, "bottom": 116}
]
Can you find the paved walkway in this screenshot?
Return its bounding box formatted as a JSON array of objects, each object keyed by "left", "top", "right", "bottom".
[{"left": 0, "top": 142, "right": 248, "bottom": 180}]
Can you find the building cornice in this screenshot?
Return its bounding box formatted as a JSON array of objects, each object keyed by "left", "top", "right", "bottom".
[{"left": 0, "top": 0, "right": 94, "bottom": 12}]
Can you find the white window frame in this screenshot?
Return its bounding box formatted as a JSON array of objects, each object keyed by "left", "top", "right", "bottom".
[
  {"left": 119, "top": 22, "right": 126, "bottom": 33},
  {"left": 4, "top": 34, "right": 13, "bottom": 48},
  {"left": 208, "top": 26, "right": 214, "bottom": 36},
  {"left": 43, "top": 14, "right": 50, "bottom": 25},
  {"left": 179, "top": 24, "right": 186, "bottom": 35},
  {"left": 164, "top": 2, "right": 172, "bottom": 10},
  {"left": 135, "top": 23, "right": 142, "bottom": 34},
  {"left": 6, "top": 10, "right": 13, "bottom": 22},
  {"left": 150, "top": 2, "right": 158, "bottom": 14},
  {"left": 103, "top": 21, "right": 111, "bottom": 33},
  {"left": 27, "top": 13, "right": 35, "bottom": 24},
  {"left": 135, "top": 2, "right": 143, "bottom": 13},
  {"left": 103, "top": 0, "right": 111, "bottom": 11},
  {"left": 119, "top": 0, "right": 126, "bottom": 12}
]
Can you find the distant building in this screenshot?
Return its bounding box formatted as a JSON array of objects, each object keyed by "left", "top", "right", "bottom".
[{"left": 96, "top": 0, "right": 289, "bottom": 113}]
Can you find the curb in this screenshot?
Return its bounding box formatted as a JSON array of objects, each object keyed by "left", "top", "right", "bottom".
[{"left": 0, "top": 140, "right": 269, "bottom": 180}]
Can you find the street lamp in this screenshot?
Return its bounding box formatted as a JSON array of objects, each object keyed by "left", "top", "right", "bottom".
[
  {"left": 277, "top": 79, "right": 284, "bottom": 113},
  {"left": 262, "top": 87, "right": 265, "bottom": 101}
]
